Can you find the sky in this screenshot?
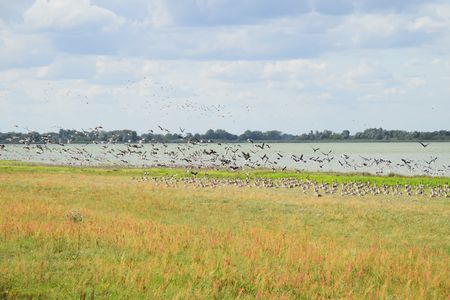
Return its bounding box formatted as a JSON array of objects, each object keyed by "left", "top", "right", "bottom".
[{"left": 0, "top": 0, "right": 449, "bottom": 134}]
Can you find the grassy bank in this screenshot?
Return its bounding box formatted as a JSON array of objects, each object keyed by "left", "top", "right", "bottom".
[
  {"left": 0, "top": 164, "right": 449, "bottom": 299},
  {"left": 0, "top": 160, "right": 448, "bottom": 186}
]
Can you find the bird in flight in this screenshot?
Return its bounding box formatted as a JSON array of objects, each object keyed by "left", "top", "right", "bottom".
[
  {"left": 321, "top": 150, "right": 332, "bottom": 156},
  {"left": 418, "top": 142, "right": 429, "bottom": 148}
]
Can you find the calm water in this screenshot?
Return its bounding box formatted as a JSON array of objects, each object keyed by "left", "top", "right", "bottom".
[{"left": 1, "top": 142, "right": 449, "bottom": 177}]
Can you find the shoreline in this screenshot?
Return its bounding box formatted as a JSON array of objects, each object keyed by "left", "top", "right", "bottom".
[
  {"left": 1, "top": 160, "right": 448, "bottom": 185},
  {"left": 2, "top": 140, "right": 450, "bottom": 145}
]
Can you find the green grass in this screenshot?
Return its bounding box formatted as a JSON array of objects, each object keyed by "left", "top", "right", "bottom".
[
  {"left": 0, "top": 160, "right": 447, "bottom": 186},
  {"left": 0, "top": 164, "right": 449, "bottom": 299}
]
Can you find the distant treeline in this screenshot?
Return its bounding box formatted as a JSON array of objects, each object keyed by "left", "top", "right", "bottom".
[{"left": 0, "top": 128, "right": 449, "bottom": 144}]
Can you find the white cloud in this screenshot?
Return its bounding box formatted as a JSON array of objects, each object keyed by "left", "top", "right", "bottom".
[
  {"left": 331, "top": 14, "right": 418, "bottom": 48},
  {"left": 0, "top": 1, "right": 449, "bottom": 132},
  {"left": 0, "top": 1, "right": 34, "bottom": 23},
  {"left": 4, "top": 1, "right": 446, "bottom": 61},
  {"left": 35, "top": 55, "right": 97, "bottom": 79},
  {"left": 384, "top": 87, "right": 406, "bottom": 95},
  {"left": 23, "top": 0, "right": 124, "bottom": 32},
  {"left": 94, "top": 56, "right": 147, "bottom": 84},
  {"left": 145, "top": 0, "right": 311, "bottom": 27},
  {"left": 203, "top": 59, "right": 328, "bottom": 85},
  {"left": 206, "top": 61, "right": 262, "bottom": 82},
  {"left": 402, "top": 77, "right": 427, "bottom": 88},
  {"left": 263, "top": 60, "right": 327, "bottom": 79},
  {"left": 146, "top": 0, "right": 173, "bottom": 27},
  {"left": 408, "top": 16, "right": 444, "bottom": 33},
  {"left": 0, "top": 22, "right": 54, "bottom": 69},
  {"left": 431, "top": 58, "right": 441, "bottom": 65}
]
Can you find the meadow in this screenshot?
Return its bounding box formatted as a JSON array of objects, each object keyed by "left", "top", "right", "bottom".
[{"left": 0, "top": 162, "right": 449, "bottom": 299}]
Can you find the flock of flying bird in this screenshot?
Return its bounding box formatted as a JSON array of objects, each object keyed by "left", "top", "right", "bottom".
[{"left": 0, "top": 126, "right": 449, "bottom": 198}]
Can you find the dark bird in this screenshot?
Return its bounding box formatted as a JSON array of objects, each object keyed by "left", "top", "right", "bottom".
[
  {"left": 242, "top": 152, "right": 251, "bottom": 160},
  {"left": 291, "top": 154, "right": 305, "bottom": 162},
  {"left": 203, "top": 149, "right": 217, "bottom": 155},
  {"left": 255, "top": 143, "right": 266, "bottom": 149},
  {"left": 418, "top": 142, "right": 429, "bottom": 148},
  {"left": 401, "top": 158, "right": 412, "bottom": 165},
  {"left": 425, "top": 157, "right": 437, "bottom": 165},
  {"left": 312, "top": 147, "right": 320, "bottom": 152}
]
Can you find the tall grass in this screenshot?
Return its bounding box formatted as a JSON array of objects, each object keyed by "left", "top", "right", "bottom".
[{"left": 0, "top": 169, "right": 449, "bottom": 299}]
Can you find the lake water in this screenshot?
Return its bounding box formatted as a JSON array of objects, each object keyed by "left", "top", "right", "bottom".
[{"left": 1, "top": 142, "right": 449, "bottom": 177}]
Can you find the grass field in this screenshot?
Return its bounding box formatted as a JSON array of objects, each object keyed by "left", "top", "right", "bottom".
[
  {"left": 0, "top": 160, "right": 448, "bottom": 186},
  {"left": 0, "top": 163, "right": 449, "bottom": 299}
]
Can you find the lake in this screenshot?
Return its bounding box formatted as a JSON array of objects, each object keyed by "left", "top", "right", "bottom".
[{"left": 1, "top": 142, "right": 449, "bottom": 177}]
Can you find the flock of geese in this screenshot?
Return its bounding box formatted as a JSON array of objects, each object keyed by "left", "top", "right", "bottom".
[
  {"left": 139, "top": 175, "right": 449, "bottom": 198},
  {"left": 1, "top": 127, "right": 449, "bottom": 197}
]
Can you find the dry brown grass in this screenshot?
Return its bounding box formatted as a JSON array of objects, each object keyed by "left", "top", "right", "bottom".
[{"left": 0, "top": 172, "right": 449, "bottom": 299}]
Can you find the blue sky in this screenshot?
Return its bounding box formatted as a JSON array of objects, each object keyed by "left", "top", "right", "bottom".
[{"left": 0, "top": 0, "right": 449, "bottom": 134}]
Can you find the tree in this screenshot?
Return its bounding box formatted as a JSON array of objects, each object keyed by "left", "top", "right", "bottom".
[{"left": 341, "top": 130, "right": 350, "bottom": 139}]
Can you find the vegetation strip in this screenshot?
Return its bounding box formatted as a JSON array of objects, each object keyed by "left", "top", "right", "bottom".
[
  {"left": 0, "top": 161, "right": 448, "bottom": 186},
  {"left": 1, "top": 128, "right": 450, "bottom": 144}
]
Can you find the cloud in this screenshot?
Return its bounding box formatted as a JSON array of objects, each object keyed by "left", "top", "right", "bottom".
[
  {"left": 91, "top": 0, "right": 150, "bottom": 21},
  {"left": 143, "top": 0, "right": 444, "bottom": 27},
  {"left": 1, "top": 1, "right": 450, "bottom": 132},
  {"left": 117, "top": 5, "right": 450, "bottom": 60},
  {"left": 141, "top": 0, "right": 448, "bottom": 28},
  {"left": 0, "top": 0, "right": 34, "bottom": 23},
  {"left": 329, "top": 14, "right": 435, "bottom": 49},
  {"left": 1, "top": 52, "right": 449, "bottom": 132},
  {"left": 146, "top": 0, "right": 311, "bottom": 27},
  {"left": 354, "top": 0, "right": 433, "bottom": 13},
  {"left": 23, "top": 0, "right": 124, "bottom": 32},
  {"left": 0, "top": 22, "right": 55, "bottom": 69},
  {"left": 203, "top": 59, "right": 327, "bottom": 85},
  {"left": 402, "top": 77, "right": 427, "bottom": 88},
  {"left": 263, "top": 60, "right": 327, "bottom": 78},
  {"left": 206, "top": 61, "right": 262, "bottom": 83},
  {"left": 94, "top": 56, "right": 150, "bottom": 84},
  {"left": 35, "top": 55, "right": 97, "bottom": 80},
  {"left": 113, "top": 15, "right": 334, "bottom": 60},
  {"left": 2, "top": 0, "right": 447, "bottom": 61},
  {"left": 311, "top": 0, "right": 354, "bottom": 15}
]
